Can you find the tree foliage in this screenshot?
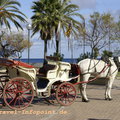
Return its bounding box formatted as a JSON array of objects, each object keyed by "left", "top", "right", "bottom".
[
  {"left": 0, "top": 0, "right": 26, "bottom": 30},
  {"left": 50, "top": 0, "right": 83, "bottom": 54},
  {"left": 0, "top": 32, "right": 32, "bottom": 58},
  {"left": 77, "top": 52, "right": 91, "bottom": 61},
  {"left": 101, "top": 50, "right": 113, "bottom": 58},
  {"left": 31, "top": 0, "right": 55, "bottom": 60},
  {"left": 79, "top": 12, "right": 117, "bottom": 58},
  {"left": 50, "top": 52, "right": 64, "bottom": 61},
  {"left": 115, "top": 17, "right": 120, "bottom": 41},
  {"left": 31, "top": 0, "right": 83, "bottom": 61}
]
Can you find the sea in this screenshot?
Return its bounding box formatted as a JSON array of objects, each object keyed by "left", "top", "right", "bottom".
[{"left": 14, "top": 58, "right": 78, "bottom": 64}]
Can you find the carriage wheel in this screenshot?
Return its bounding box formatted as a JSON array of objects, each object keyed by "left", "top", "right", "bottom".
[
  {"left": 0, "top": 76, "right": 9, "bottom": 107},
  {"left": 3, "top": 77, "right": 34, "bottom": 110},
  {"left": 56, "top": 82, "right": 76, "bottom": 106},
  {"left": 0, "top": 76, "right": 9, "bottom": 98}
]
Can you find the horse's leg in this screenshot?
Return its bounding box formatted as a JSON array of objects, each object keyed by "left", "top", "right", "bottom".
[
  {"left": 105, "top": 76, "right": 115, "bottom": 100},
  {"left": 80, "top": 74, "right": 90, "bottom": 102}
]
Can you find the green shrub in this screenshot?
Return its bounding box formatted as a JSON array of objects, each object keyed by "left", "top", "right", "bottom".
[
  {"left": 101, "top": 50, "right": 113, "bottom": 58},
  {"left": 77, "top": 52, "right": 91, "bottom": 62},
  {"left": 50, "top": 52, "right": 64, "bottom": 61}
]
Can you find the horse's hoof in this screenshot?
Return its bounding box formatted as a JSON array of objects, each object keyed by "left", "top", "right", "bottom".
[
  {"left": 105, "top": 98, "right": 112, "bottom": 101},
  {"left": 82, "top": 99, "right": 89, "bottom": 102},
  {"left": 108, "top": 98, "right": 112, "bottom": 101}
]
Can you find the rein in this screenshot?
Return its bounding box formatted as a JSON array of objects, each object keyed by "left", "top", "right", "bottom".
[{"left": 74, "top": 64, "right": 110, "bottom": 85}]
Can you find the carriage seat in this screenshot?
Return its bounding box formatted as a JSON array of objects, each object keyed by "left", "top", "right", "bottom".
[
  {"left": 58, "top": 61, "right": 71, "bottom": 71},
  {"left": 13, "top": 60, "right": 34, "bottom": 68},
  {"left": 39, "top": 64, "right": 59, "bottom": 79},
  {"left": 0, "top": 59, "right": 34, "bottom": 68},
  {"left": 57, "top": 61, "right": 71, "bottom": 79}
]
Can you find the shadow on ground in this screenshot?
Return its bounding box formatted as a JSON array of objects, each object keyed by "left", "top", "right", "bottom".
[{"left": 88, "top": 118, "right": 111, "bottom": 120}]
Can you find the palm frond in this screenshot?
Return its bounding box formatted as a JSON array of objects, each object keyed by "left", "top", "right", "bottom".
[{"left": 0, "top": 0, "right": 26, "bottom": 30}]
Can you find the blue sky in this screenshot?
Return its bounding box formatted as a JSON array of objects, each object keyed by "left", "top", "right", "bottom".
[{"left": 17, "top": 0, "right": 120, "bottom": 58}]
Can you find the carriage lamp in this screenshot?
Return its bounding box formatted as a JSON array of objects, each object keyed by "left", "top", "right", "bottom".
[{"left": 26, "top": 23, "right": 32, "bottom": 64}]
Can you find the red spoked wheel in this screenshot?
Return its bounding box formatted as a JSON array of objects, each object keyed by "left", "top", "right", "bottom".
[
  {"left": 0, "top": 76, "right": 9, "bottom": 98},
  {"left": 56, "top": 82, "right": 76, "bottom": 106},
  {"left": 3, "top": 77, "right": 34, "bottom": 110}
]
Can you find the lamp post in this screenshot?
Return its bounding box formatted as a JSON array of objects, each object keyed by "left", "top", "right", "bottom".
[{"left": 26, "top": 23, "right": 32, "bottom": 64}]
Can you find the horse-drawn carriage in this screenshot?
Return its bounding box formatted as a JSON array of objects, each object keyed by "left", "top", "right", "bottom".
[
  {"left": 0, "top": 57, "right": 80, "bottom": 110},
  {"left": 0, "top": 56, "right": 118, "bottom": 110}
]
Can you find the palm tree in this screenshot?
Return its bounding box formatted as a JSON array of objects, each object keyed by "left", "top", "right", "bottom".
[
  {"left": 0, "top": 0, "right": 26, "bottom": 30},
  {"left": 46, "top": 0, "right": 83, "bottom": 54},
  {"left": 31, "top": 0, "right": 54, "bottom": 61},
  {"left": 31, "top": 0, "right": 83, "bottom": 61},
  {"left": 56, "top": 0, "right": 83, "bottom": 53}
]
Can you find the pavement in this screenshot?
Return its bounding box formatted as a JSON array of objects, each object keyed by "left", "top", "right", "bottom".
[{"left": 0, "top": 78, "right": 120, "bottom": 120}]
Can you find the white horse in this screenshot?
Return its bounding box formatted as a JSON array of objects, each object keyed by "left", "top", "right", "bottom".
[{"left": 77, "top": 58, "right": 118, "bottom": 102}]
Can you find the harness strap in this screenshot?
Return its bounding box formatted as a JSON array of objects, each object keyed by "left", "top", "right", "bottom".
[
  {"left": 93, "top": 60, "right": 97, "bottom": 73},
  {"left": 86, "top": 59, "right": 101, "bottom": 74},
  {"left": 88, "top": 59, "right": 91, "bottom": 72},
  {"left": 74, "top": 64, "right": 110, "bottom": 85},
  {"left": 105, "top": 66, "right": 110, "bottom": 78}
]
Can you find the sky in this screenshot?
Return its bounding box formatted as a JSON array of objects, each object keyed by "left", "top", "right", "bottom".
[{"left": 16, "top": 0, "right": 120, "bottom": 58}]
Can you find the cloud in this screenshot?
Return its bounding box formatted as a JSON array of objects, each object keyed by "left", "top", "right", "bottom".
[{"left": 71, "top": 0, "right": 96, "bottom": 9}]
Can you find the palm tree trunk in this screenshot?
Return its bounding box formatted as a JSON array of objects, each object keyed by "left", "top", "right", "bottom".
[
  {"left": 44, "top": 40, "right": 47, "bottom": 64},
  {"left": 55, "top": 22, "right": 60, "bottom": 54},
  {"left": 56, "top": 39, "right": 59, "bottom": 54}
]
